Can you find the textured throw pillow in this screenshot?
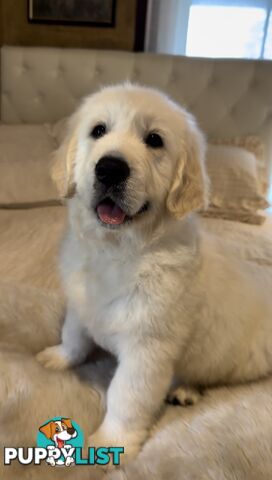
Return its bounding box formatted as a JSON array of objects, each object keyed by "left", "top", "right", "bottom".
[
  {"left": 0, "top": 124, "right": 59, "bottom": 206},
  {"left": 210, "top": 136, "right": 269, "bottom": 195},
  {"left": 202, "top": 142, "right": 269, "bottom": 225}
]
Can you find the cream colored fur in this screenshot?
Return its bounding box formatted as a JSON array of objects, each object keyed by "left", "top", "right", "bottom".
[
  {"left": 36, "top": 84, "right": 272, "bottom": 463},
  {"left": 1, "top": 208, "right": 272, "bottom": 479}
]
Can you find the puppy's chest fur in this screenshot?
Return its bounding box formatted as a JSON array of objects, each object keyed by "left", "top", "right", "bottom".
[{"left": 60, "top": 230, "right": 189, "bottom": 354}]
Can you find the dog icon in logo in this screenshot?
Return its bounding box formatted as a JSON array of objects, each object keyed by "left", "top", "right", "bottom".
[{"left": 39, "top": 418, "right": 77, "bottom": 466}]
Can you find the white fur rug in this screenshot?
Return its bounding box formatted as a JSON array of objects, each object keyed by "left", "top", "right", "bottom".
[{"left": 1, "top": 206, "right": 272, "bottom": 480}]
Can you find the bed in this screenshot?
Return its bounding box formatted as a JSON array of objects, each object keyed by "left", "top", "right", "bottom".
[{"left": 0, "top": 46, "right": 272, "bottom": 480}]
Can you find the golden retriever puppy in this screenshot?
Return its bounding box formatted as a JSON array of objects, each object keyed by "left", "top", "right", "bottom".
[{"left": 37, "top": 84, "right": 272, "bottom": 462}]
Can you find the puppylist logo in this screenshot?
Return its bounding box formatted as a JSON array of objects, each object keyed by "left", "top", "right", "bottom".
[{"left": 4, "top": 417, "right": 124, "bottom": 467}]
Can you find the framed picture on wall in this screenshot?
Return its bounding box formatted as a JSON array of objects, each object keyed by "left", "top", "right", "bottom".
[{"left": 28, "top": 0, "right": 116, "bottom": 27}]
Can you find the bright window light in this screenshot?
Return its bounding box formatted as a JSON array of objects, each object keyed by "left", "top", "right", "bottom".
[{"left": 186, "top": 6, "right": 267, "bottom": 58}]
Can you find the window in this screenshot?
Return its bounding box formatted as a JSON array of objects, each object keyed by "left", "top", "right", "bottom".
[
  {"left": 264, "top": 9, "right": 272, "bottom": 57},
  {"left": 185, "top": 1, "right": 272, "bottom": 59},
  {"left": 146, "top": 1, "right": 272, "bottom": 59}
]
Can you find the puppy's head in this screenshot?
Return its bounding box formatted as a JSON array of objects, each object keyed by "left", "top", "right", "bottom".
[
  {"left": 39, "top": 418, "right": 77, "bottom": 447},
  {"left": 52, "top": 84, "right": 208, "bottom": 234}
]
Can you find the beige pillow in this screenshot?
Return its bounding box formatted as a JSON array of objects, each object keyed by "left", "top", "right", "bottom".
[
  {"left": 0, "top": 124, "right": 59, "bottom": 206},
  {"left": 210, "top": 136, "right": 269, "bottom": 195},
  {"left": 202, "top": 143, "right": 269, "bottom": 225}
]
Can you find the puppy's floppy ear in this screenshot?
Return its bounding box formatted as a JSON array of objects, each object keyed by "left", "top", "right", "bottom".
[
  {"left": 51, "top": 119, "right": 78, "bottom": 199},
  {"left": 61, "top": 418, "right": 73, "bottom": 429},
  {"left": 167, "top": 114, "right": 209, "bottom": 218},
  {"left": 39, "top": 421, "right": 53, "bottom": 439}
]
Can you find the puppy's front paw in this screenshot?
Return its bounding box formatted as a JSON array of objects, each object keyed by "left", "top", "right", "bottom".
[
  {"left": 166, "top": 385, "right": 202, "bottom": 406},
  {"left": 36, "top": 345, "right": 71, "bottom": 371},
  {"left": 65, "top": 456, "right": 74, "bottom": 466},
  {"left": 46, "top": 456, "right": 56, "bottom": 466}
]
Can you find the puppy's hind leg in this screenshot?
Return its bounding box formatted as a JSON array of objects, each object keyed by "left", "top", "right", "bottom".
[{"left": 36, "top": 308, "right": 92, "bottom": 370}]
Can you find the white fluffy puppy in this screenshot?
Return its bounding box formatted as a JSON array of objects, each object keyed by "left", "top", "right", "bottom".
[{"left": 37, "top": 84, "right": 272, "bottom": 461}]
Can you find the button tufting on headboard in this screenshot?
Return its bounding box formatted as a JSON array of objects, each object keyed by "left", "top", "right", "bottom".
[{"left": 1, "top": 45, "right": 272, "bottom": 176}]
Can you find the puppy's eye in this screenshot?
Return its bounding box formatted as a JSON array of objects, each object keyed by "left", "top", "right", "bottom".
[
  {"left": 145, "top": 132, "right": 164, "bottom": 149},
  {"left": 55, "top": 427, "right": 60, "bottom": 432},
  {"left": 91, "top": 124, "right": 106, "bottom": 139}
]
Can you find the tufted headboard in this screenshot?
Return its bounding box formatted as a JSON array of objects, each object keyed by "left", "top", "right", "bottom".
[{"left": 2, "top": 45, "right": 272, "bottom": 175}]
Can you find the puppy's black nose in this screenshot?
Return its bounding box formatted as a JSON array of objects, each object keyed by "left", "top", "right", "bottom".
[
  {"left": 95, "top": 156, "right": 130, "bottom": 187},
  {"left": 67, "top": 427, "right": 75, "bottom": 435}
]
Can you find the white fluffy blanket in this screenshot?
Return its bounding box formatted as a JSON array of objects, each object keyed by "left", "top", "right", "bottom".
[{"left": 0, "top": 206, "right": 272, "bottom": 480}]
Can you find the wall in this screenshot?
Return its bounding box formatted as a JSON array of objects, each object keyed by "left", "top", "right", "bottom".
[
  {"left": 145, "top": 0, "right": 190, "bottom": 54},
  {"left": 0, "top": 0, "right": 137, "bottom": 50}
]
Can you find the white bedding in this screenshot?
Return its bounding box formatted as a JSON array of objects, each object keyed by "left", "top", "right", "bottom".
[
  {"left": 201, "top": 211, "right": 272, "bottom": 266},
  {"left": 0, "top": 206, "right": 272, "bottom": 480},
  {"left": 204, "top": 210, "right": 272, "bottom": 236}
]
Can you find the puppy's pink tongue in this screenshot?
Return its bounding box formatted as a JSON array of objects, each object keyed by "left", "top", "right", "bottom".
[
  {"left": 97, "top": 202, "right": 126, "bottom": 225},
  {"left": 57, "top": 438, "right": 64, "bottom": 449}
]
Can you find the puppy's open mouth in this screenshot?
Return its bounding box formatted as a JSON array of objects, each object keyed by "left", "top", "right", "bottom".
[
  {"left": 96, "top": 198, "right": 149, "bottom": 226},
  {"left": 56, "top": 437, "right": 65, "bottom": 448}
]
